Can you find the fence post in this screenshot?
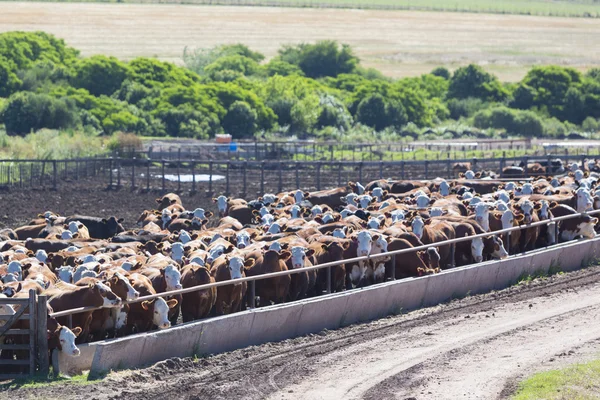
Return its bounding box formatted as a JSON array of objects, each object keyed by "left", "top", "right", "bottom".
[
  {"left": 52, "top": 161, "right": 57, "bottom": 190},
  {"left": 30, "top": 163, "right": 34, "bottom": 188},
  {"left": 40, "top": 161, "right": 46, "bottom": 187},
  {"left": 226, "top": 162, "right": 230, "bottom": 195},
  {"left": 379, "top": 161, "right": 383, "bottom": 179},
  {"left": 19, "top": 163, "right": 23, "bottom": 188},
  {"left": 131, "top": 158, "right": 136, "bottom": 191},
  {"left": 260, "top": 161, "right": 265, "bottom": 194},
  {"left": 208, "top": 161, "right": 213, "bottom": 195},
  {"left": 295, "top": 161, "right": 300, "bottom": 189},
  {"left": 191, "top": 162, "right": 196, "bottom": 194},
  {"left": 278, "top": 162, "right": 283, "bottom": 193},
  {"left": 75, "top": 160, "right": 79, "bottom": 181},
  {"left": 37, "top": 295, "right": 49, "bottom": 376},
  {"left": 242, "top": 162, "right": 247, "bottom": 196},
  {"left": 249, "top": 280, "right": 256, "bottom": 309},
  {"left": 390, "top": 254, "right": 396, "bottom": 280},
  {"left": 401, "top": 161, "right": 405, "bottom": 180},
  {"left": 337, "top": 162, "right": 342, "bottom": 187},
  {"left": 28, "top": 289, "right": 36, "bottom": 376},
  {"left": 109, "top": 158, "right": 114, "bottom": 189},
  {"left": 358, "top": 162, "right": 363, "bottom": 183},
  {"left": 161, "top": 160, "right": 165, "bottom": 192},
  {"left": 424, "top": 160, "right": 429, "bottom": 179},
  {"left": 116, "top": 158, "right": 121, "bottom": 189},
  {"left": 7, "top": 165, "right": 10, "bottom": 187},
  {"left": 177, "top": 161, "right": 181, "bottom": 193},
  {"left": 146, "top": 160, "right": 150, "bottom": 191},
  {"left": 316, "top": 162, "right": 321, "bottom": 190},
  {"left": 326, "top": 266, "right": 332, "bottom": 294}
]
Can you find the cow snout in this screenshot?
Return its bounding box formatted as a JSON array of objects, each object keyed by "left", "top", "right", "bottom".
[
  {"left": 524, "top": 215, "right": 532, "bottom": 224},
  {"left": 358, "top": 250, "right": 369, "bottom": 257},
  {"left": 159, "top": 322, "right": 171, "bottom": 329},
  {"left": 174, "top": 284, "right": 183, "bottom": 290},
  {"left": 293, "top": 263, "right": 303, "bottom": 269},
  {"left": 238, "top": 243, "right": 246, "bottom": 249},
  {"left": 72, "top": 348, "right": 81, "bottom": 357},
  {"left": 475, "top": 256, "right": 483, "bottom": 263}
]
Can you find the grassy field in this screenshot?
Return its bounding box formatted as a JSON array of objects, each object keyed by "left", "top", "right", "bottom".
[
  {"left": 1, "top": 3, "right": 598, "bottom": 81},
  {"left": 513, "top": 359, "right": 600, "bottom": 400},
  {"left": 6, "top": 0, "right": 600, "bottom": 18}
]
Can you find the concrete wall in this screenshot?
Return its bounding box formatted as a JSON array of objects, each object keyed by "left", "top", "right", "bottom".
[{"left": 55, "top": 236, "right": 600, "bottom": 376}]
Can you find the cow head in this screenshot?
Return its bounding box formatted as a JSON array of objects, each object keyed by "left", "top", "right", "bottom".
[
  {"left": 294, "top": 190, "right": 308, "bottom": 204},
  {"left": 439, "top": 180, "right": 450, "bottom": 196},
  {"left": 93, "top": 282, "right": 122, "bottom": 308},
  {"left": 162, "top": 265, "right": 182, "bottom": 291},
  {"left": 170, "top": 242, "right": 185, "bottom": 262},
  {"left": 142, "top": 297, "right": 178, "bottom": 330},
  {"left": 547, "top": 221, "right": 557, "bottom": 245},
  {"left": 576, "top": 188, "right": 593, "bottom": 212},
  {"left": 7, "top": 260, "right": 22, "bottom": 281},
  {"left": 429, "top": 207, "right": 443, "bottom": 217},
  {"left": 213, "top": 195, "right": 229, "bottom": 217},
  {"left": 415, "top": 195, "right": 432, "bottom": 209},
  {"left": 355, "top": 230, "right": 375, "bottom": 257},
  {"left": 290, "top": 247, "right": 315, "bottom": 269},
  {"left": 341, "top": 193, "right": 358, "bottom": 207},
  {"left": 357, "top": 195, "right": 374, "bottom": 209},
  {"left": 471, "top": 237, "right": 484, "bottom": 263},
  {"left": 474, "top": 203, "right": 491, "bottom": 232},
  {"left": 332, "top": 227, "right": 348, "bottom": 238},
  {"left": 35, "top": 249, "right": 48, "bottom": 263},
  {"left": 367, "top": 216, "right": 384, "bottom": 230},
  {"left": 411, "top": 217, "right": 425, "bottom": 239},
  {"left": 290, "top": 205, "right": 302, "bottom": 219},
  {"left": 55, "top": 326, "right": 82, "bottom": 357},
  {"left": 464, "top": 170, "right": 476, "bottom": 179},
  {"left": 515, "top": 200, "right": 535, "bottom": 224},
  {"left": 110, "top": 272, "right": 140, "bottom": 301},
  {"left": 103, "top": 217, "right": 125, "bottom": 236},
  {"left": 371, "top": 187, "right": 385, "bottom": 202},
  {"left": 236, "top": 231, "right": 251, "bottom": 249}
]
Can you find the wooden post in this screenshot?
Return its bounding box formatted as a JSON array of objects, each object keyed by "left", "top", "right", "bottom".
[
  {"left": 177, "top": 161, "right": 181, "bottom": 192},
  {"left": 40, "top": 161, "right": 46, "bottom": 187},
  {"left": 146, "top": 160, "right": 150, "bottom": 191},
  {"left": 358, "top": 162, "right": 363, "bottom": 183},
  {"left": 19, "top": 163, "right": 23, "bottom": 188},
  {"left": 208, "top": 161, "right": 213, "bottom": 194},
  {"left": 131, "top": 158, "right": 136, "bottom": 190},
  {"left": 116, "top": 158, "right": 121, "bottom": 189},
  {"left": 28, "top": 289, "right": 36, "bottom": 376},
  {"left": 316, "top": 162, "right": 321, "bottom": 190},
  {"left": 260, "top": 161, "right": 265, "bottom": 194},
  {"left": 7, "top": 165, "right": 10, "bottom": 186},
  {"left": 75, "top": 160, "right": 79, "bottom": 180},
  {"left": 401, "top": 161, "right": 405, "bottom": 180},
  {"left": 242, "top": 162, "right": 247, "bottom": 196},
  {"left": 52, "top": 161, "right": 57, "bottom": 190},
  {"left": 424, "top": 160, "right": 429, "bottom": 179},
  {"left": 161, "top": 160, "right": 165, "bottom": 192},
  {"left": 295, "top": 162, "right": 300, "bottom": 189},
  {"left": 30, "top": 163, "right": 34, "bottom": 188},
  {"left": 226, "top": 162, "right": 230, "bottom": 195},
  {"left": 326, "top": 267, "right": 332, "bottom": 294},
  {"left": 37, "top": 295, "right": 49, "bottom": 376},
  {"left": 191, "top": 162, "right": 196, "bottom": 193},
  {"left": 337, "top": 162, "right": 342, "bottom": 187},
  {"left": 390, "top": 254, "right": 396, "bottom": 280},
  {"left": 109, "top": 158, "right": 114, "bottom": 189},
  {"left": 379, "top": 161, "right": 383, "bottom": 179},
  {"left": 278, "top": 162, "right": 283, "bottom": 193}
]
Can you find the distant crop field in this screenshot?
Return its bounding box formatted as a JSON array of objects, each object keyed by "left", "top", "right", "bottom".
[
  {"left": 1, "top": 2, "right": 599, "bottom": 81},
  {"left": 6, "top": 0, "right": 600, "bottom": 17}
]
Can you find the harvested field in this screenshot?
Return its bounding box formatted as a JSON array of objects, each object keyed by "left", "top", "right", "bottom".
[{"left": 1, "top": 3, "right": 599, "bottom": 80}]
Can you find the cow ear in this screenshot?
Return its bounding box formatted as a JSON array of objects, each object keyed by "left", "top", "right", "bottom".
[
  {"left": 212, "top": 198, "right": 217, "bottom": 203},
  {"left": 342, "top": 241, "right": 350, "bottom": 250},
  {"left": 166, "top": 299, "right": 178, "bottom": 309},
  {"left": 205, "top": 211, "right": 214, "bottom": 218},
  {"left": 372, "top": 234, "right": 380, "bottom": 242},
  {"left": 534, "top": 203, "right": 542, "bottom": 210},
  {"left": 244, "top": 258, "right": 255, "bottom": 268},
  {"left": 314, "top": 216, "right": 323, "bottom": 224},
  {"left": 321, "top": 244, "right": 328, "bottom": 251},
  {"left": 304, "top": 191, "right": 310, "bottom": 197},
  {"left": 101, "top": 219, "right": 108, "bottom": 224},
  {"left": 550, "top": 201, "right": 558, "bottom": 208},
  {"left": 71, "top": 327, "right": 82, "bottom": 337},
  {"left": 279, "top": 251, "right": 291, "bottom": 261},
  {"left": 156, "top": 198, "right": 161, "bottom": 204},
  {"left": 141, "top": 300, "right": 151, "bottom": 311},
  {"left": 305, "top": 249, "right": 315, "bottom": 258},
  {"left": 334, "top": 214, "right": 341, "bottom": 222},
  {"left": 515, "top": 214, "right": 525, "bottom": 222}
]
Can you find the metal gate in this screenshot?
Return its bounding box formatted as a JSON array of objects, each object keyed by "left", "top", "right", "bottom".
[{"left": 0, "top": 290, "right": 49, "bottom": 379}]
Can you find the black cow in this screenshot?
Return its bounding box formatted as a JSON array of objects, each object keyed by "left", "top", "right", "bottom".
[{"left": 65, "top": 216, "right": 125, "bottom": 239}]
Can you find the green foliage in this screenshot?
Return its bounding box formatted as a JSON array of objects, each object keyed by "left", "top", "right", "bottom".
[
  {"left": 447, "top": 97, "right": 488, "bottom": 119},
  {"left": 431, "top": 66, "right": 451, "bottom": 80},
  {"left": 0, "top": 31, "right": 78, "bottom": 71},
  {"left": 222, "top": 101, "right": 258, "bottom": 138},
  {"left": 448, "top": 64, "right": 508, "bottom": 102},
  {"left": 0, "top": 56, "right": 21, "bottom": 97},
  {"left": 278, "top": 40, "right": 358, "bottom": 78},
  {"left": 204, "top": 55, "right": 260, "bottom": 81},
  {"left": 1, "top": 91, "right": 79, "bottom": 135},
  {"left": 582, "top": 116, "right": 599, "bottom": 133},
  {"left": 72, "top": 55, "right": 130, "bottom": 96},
  {"left": 261, "top": 59, "right": 304, "bottom": 77},
  {"left": 473, "top": 106, "right": 543, "bottom": 137},
  {"left": 317, "top": 94, "right": 352, "bottom": 130}
]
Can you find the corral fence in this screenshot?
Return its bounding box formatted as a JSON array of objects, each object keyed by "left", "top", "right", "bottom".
[
  {"left": 0, "top": 152, "right": 595, "bottom": 195},
  {"left": 0, "top": 291, "right": 49, "bottom": 379},
  {"left": 43, "top": 210, "right": 600, "bottom": 350},
  {"left": 130, "top": 139, "right": 539, "bottom": 162}
]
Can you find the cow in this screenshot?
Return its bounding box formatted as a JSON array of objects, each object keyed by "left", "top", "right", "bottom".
[
  {"left": 245, "top": 250, "right": 291, "bottom": 306},
  {"left": 127, "top": 273, "right": 178, "bottom": 333},
  {"left": 180, "top": 263, "right": 216, "bottom": 322},
  {"left": 64, "top": 216, "right": 125, "bottom": 239},
  {"left": 210, "top": 255, "right": 252, "bottom": 315},
  {"left": 155, "top": 193, "right": 182, "bottom": 211}
]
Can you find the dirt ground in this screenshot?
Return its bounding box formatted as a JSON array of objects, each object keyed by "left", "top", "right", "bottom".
[
  {"left": 1, "top": 3, "right": 599, "bottom": 81},
  {"left": 3, "top": 264, "right": 600, "bottom": 400}
]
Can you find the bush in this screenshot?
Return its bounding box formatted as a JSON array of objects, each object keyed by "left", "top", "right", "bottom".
[
  {"left": 446, "top": 97, "right": 487, "bottom": 119},
  {"left": 106, "top": 132, "right": 143, "bottom": 153},
  {"left": 356, "top": 93, "right": 388, "bottom": 131},
  {"left": 261, "top": 59, "right": 304, "bottom": 77},
  {"left": 448, "top": 64, "right": 508, "bottom": 101},
  {"left": 72, "top": 55, "right": 130, "bottom": 96},
  {"left": 0, "top": 56, "right": 21, "bottom": 97},
  {"left": 317, "top": 94, "right": 352, "bottom": 130},
  {"left": 1, "top": 91, "right": 80, "bottom": 135},
  {"left": 222, "top": 101, "right": 257, "bottom": 138},
  {"left": 582, "top": 116, "right": 600, "bottom": 132},
  {"left": 431, "top": 66, "right": 451, "bottom": 80},
  {"left": 278, "top": 40, "right": 358, "bottom": 78},
  {"left": 473, "top": 106, "right": 543, "bottom": 137}
]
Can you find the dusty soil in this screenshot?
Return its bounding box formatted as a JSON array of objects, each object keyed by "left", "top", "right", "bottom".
[
  {"left": 1, "top": 3, "right": 599, "bottom": 81},
  {"left": 4, "top": 264, "right": 600, "bottom": 400}
]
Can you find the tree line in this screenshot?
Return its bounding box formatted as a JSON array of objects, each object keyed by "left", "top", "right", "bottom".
[{"left": 1, "top": 31, "right": 599, "bottom": 141}]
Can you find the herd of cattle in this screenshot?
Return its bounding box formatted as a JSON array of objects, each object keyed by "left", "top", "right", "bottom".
[{"left": 1, "top": 160, "right": 599, "bottom": 364}]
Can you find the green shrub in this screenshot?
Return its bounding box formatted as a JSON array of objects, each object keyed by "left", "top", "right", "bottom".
[
  {"left": 278, "top": 40, "right": 358, "bottom": 78},
  {"left": 72, "top": 55, "right": 130, "bottom": 96},
  {"left": 473, "top": 106, "right": 543, "bottom": 137},
  {"left": 222, "top": 101, "right": 257, "bottom": 138},
  {"left": 448, "top": 64, "right": 509, "bottom": 101},
  {"left": 431, "top": 66, "right": 451, "bottom": 80},
  {"left": 447, "top": 97, "right": 487, "bottom": 119},
  {"left": 582, "top": 116, "right": 600, "bottom": 132}
]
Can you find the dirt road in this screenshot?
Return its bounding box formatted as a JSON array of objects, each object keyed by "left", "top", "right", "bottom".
[{"left": 5, "top": 266, "right": 600, "bottom": 400}]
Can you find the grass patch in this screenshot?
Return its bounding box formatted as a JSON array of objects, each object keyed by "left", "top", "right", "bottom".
[
  {"left": 1, "top": 371, "right": 100, "bottom": 390},
  {"left": 0, "top": 129, "right": 107, "bottom": 159},
  {"left": 513, "top": 359, "right": 600, "bottom": 400},
  {"left": 516, "top": 262, "right": 563, "bottom": 285}
]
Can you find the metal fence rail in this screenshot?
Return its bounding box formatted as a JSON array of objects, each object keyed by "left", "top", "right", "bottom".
[{"left": 48, "top": 210, "right": 600, "bottom": 321}]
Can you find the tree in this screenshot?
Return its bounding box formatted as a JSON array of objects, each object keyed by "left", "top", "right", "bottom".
[
  {"left": 261, "top": 59, "right": 304, "bottom": 77},
  {"left": 521, "top": 66, "right": 582, "bottom": 113},
  {"left": 431, "top": 66, "right": 451, "bottom": 80},
  {"left": 222, "top": 101, "right": 257, "bottom": 138},
  {"left": 72, "top": 55, "right": 130, "bottom": 96},
  {"left": 279, "top": 41, "right": 358, "bottom": 78},
  {"left": 0, "top": 56, "right": 21, "bottom": 97},
  {"left": 356, "top": 94, "right": 388, "bottom": 131},
  {"left": 204, "top": 55, "right": 259, "bottom": 80},
  {"left": 1, "top": 91, "right": 79, "bottom": 135},
  {"left": 447, "top": 64, "right": 508, "bottom": 101}
]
